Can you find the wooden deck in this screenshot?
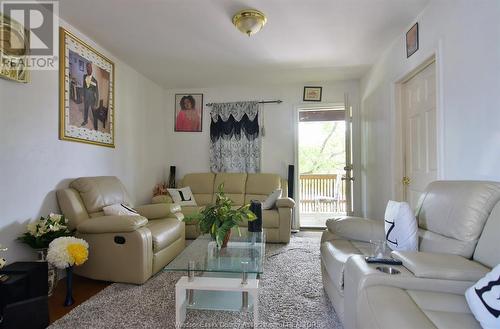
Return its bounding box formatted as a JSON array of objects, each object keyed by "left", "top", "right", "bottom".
[{"left": 299, "top": 174, "right": 346, "bottom": 227}]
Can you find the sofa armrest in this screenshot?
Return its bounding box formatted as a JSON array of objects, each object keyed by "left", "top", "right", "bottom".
[
  {"left": 392, "top": 251, "right": 490, "bottom": 281},
  {"left": 135, "top": 203, "right": 182, "bottom": 220},
  {"left": 326, "top": 217, "right": 385, "bottom": 242},
  {"left": 276, "top": 197, "right": 295, "bottom": 208},
  {"left": 77, "top": 215, "right": 148, "bottom": 234},
  {"left": 152, "top": 195, "right": 173, "bottom": 204}
]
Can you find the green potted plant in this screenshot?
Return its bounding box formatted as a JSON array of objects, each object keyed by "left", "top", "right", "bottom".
[{"left": 185, "top": 184, "right": 257, "bottom": 248}]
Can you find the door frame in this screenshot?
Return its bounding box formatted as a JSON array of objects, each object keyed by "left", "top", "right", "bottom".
[
  {"left": 293, "top": 101, "right": 359, "bottom": 227},
  {"left": 392, "top": 48, "right": 445, "bottom": 201}
]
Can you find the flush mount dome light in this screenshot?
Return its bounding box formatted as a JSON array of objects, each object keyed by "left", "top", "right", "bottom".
[{"left": 232, "top": 9, "right": 267, "bottom": 36}]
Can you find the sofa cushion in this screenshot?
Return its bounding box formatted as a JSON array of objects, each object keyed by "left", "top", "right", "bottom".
[
  {"left": 70, "top": 176, "right": 132, "bottom": 213},
  {"left": 416, "top": 181, "right": 500, "bottom": 258},
  {"left": 214, "top": 173, "right": 247, "bottom": 205},
  {"left": 262, "top": 189, "right": 282, "bottom": 210},
  {"left": 360, "top": 286, "right": 480, "bottom": 329},
  {"left": 418, "top": 229, "right": 477, "bottom": 258},
  {"left": 465, "top": 264, "right": 500, "bottom": 329},
  {"left": 246, "top": 173, "right": 281, "bottom": 195},
  {"left": 392, "top": 251, "right": 490, "bottom": 281},
  {"left": 167, "top": 187, "right": 197, "bottom": 206},
  {"left": 473, "top": 202, "right": 500, "bottom": 268},
  {"left": 146, "top": 218, "right": 184, "bottom": 252},
  {"left": 181, "top": 173, "right": 215, "bottom": 206},
  {"left": 103, "top": 203, "right": 140, "bottom": 217},
  {"left": 384, "top": 201, "right": 418, "bottom": 252},
  {"left": 326, "top": 217, "right": 385, "bottom": 243},
  {"left": 181, "top": 173, "right": 215, "bottom": 193}
]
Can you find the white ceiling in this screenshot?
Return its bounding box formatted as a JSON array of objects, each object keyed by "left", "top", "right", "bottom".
[{"left": 58, "top": 0, "right": 429, "bottom": 88}]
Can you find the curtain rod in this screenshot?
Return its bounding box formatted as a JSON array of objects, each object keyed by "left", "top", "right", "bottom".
[{"left": 205, "top": 100, "right": 283, "bottom": 107}]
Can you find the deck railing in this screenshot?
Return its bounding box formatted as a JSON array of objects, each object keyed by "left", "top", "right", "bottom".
[{"left": 299, "top": 174, "right": 346, "bottom": 213}]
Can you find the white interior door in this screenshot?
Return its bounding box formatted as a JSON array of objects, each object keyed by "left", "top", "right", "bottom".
[{"left": 402, "top": 62, "right": 437, "bottom": 209}]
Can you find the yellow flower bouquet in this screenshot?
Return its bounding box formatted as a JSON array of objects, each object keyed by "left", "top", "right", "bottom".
[
  {"left": 47, "top": 237, "right": 89, "bottom": 269},
  {"left": 47, "top": 237, "right": 89, "bottom": 306}
]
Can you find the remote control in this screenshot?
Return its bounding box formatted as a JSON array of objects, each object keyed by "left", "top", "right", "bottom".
[{"left": 365, "top": 257, "right": 403, "bottom": 265}]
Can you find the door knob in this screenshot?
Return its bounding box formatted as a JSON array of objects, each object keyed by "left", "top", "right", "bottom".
[{"left": 402, "top": 176, "right": 411, "bottom": 185}]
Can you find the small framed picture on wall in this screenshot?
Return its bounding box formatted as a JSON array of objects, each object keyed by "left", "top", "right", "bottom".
[
  {"left": 174, "top": 94, "right": 203, "bottom": 132},
  {"left": 303, "top": 86, "right": 322, "bottom": 102},
  {"left": 406, "top": 23, "right": 419, "bottom": 58}
]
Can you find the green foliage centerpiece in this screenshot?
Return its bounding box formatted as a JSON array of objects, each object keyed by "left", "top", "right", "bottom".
[{"left": 185, "top": 184, "right": 257, "bottom": 248}]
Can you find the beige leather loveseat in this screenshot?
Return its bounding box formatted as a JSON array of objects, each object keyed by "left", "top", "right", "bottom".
[
  {"left": 57, "top": 176, "right": 185, "bottom": 284},
  {"left": 321, "top": 181, "right": 500, "bottom": 329},
  {"left": 152, "top": 173, "right": 295, "bottom": 243}
]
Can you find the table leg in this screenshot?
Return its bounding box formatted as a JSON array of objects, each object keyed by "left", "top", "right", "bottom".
[
  {"left": 187, "top": 260, "right": 195, "bottom": 306},
  {"left": 251, "top": 289, "right": 259, "bottom": 328},
  {"left": 241, "top": 261, "right": 249, "bottom": 310},
  {"left": 242, "top": 291, "right": 249, "bottom": 310},
  {"left": 175, "top": 283, "right": 187, "bottom": 328}
]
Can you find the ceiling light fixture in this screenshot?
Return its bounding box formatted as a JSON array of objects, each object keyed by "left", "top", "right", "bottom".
[{"left": 232, "top": 9, "right": 267, "bottom": 37}]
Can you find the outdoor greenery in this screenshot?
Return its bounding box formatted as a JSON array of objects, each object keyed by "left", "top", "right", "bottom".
[
  {"left": 299, "top": 121, "right": 346, "bottom": 174},
  {"left": 184, "top": 184, "right": 257, "bottom": 248}
]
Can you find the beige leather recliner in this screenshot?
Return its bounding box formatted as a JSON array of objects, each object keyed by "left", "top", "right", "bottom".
[
  {"left": 57, "top": 176, "right": 185, "bottom": 284},
  {"left": 152, "top": 173, "right": 295, "bottom": 243},
  {"left": 320, "top": 180, "right": 500, "bottom": 327}
]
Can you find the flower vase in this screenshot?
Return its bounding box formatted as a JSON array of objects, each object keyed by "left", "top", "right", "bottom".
[
  {"left": 35, "top": 249, "right": 58, "bottom": 297},
  {"left": 64, "top": 266, "right": 74, "bottom": 307}
]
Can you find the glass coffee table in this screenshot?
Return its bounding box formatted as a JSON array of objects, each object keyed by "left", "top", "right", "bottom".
[{"left": 164, "top": 231, "right": 265, "bottom": 328}]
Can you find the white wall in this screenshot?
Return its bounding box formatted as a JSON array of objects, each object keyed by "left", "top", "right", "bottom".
[
  {"left": 0, "top": 21, "right": 167, "bottom": 263},
  {"left": 164, "top": 81, "right": 362, "bottom": 215},
  {"left": 360, "top": 0, "right": 500, "bottom": 219}
]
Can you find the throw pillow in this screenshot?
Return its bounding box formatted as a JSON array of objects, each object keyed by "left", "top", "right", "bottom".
[
  {"left": 103, "top": 203, "right": 140, "bottom": 216},
  {"left": 384, "top": 200, "right": 418, "bottom": 252},
  {"left": 262, "top": 189, "right": 282, "bottom": 210},
  {"left": 465, "top": 264, "right": 500, "bottom": 329},
  {"left": 167, "top": 187, "right": 197, "bottom": 206}
]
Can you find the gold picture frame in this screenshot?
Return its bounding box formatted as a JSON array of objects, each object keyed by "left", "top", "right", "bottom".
[
  {"left": 59, "top": 27, "right": 115, "bottom": 147},
  {"left": 0, "top": 13, "right": 30, "bottom": 83}
]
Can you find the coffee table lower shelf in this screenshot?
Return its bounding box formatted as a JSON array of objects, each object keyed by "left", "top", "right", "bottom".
[{"left": 175, "top": 273, "right": 259, "bottom": 328}]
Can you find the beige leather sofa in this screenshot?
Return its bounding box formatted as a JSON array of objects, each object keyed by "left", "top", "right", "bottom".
[
  {"left": 57, "top": 176, "right": 185, "bottom": 284},
  {"left": 321, "top": 180, "right": 500, "bottom": 328},
  {"left": 152, "top": 173, "right": 295, "bottom": 243}
]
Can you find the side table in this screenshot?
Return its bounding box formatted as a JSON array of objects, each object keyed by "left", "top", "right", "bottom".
[{"left": 0, "top": 262, "right": 49, "bottom": 329}]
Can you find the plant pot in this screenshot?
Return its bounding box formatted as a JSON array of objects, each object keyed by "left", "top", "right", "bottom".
[
  {"left": 35, "top": 248, "right": 58, "bottom": 297},
  {"left": 221, "top": 230, "right": 231, "bottom": 248}
]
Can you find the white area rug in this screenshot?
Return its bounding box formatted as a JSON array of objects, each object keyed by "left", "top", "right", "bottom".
[{"left": 50, "top": 234, "right": 342, "bottom": 328}]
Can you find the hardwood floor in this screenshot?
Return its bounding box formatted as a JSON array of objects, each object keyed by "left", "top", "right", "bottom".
[{"left": 48, "top": 275, "right": 110, "bottom": 324}]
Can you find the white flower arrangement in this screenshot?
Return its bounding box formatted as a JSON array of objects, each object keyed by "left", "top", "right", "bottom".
[
  {"left": 47, "top": 237, "right": 89, "bottom": 269},
  {"left": 18, "top": 213, "right": 72, "bottom": 249}
]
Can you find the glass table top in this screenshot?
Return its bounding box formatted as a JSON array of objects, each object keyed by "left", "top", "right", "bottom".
[{"left": 164, "top": 231, "right": 265, "bottom": 274}]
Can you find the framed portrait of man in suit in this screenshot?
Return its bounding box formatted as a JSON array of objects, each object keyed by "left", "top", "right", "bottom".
[{"left": 59, "top": 27, "right": 115, "bottom": 147}]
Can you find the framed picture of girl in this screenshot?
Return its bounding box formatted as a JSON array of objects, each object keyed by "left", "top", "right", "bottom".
[{"left": 174, "top": 94, "right": 203, "bottom": 132}]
